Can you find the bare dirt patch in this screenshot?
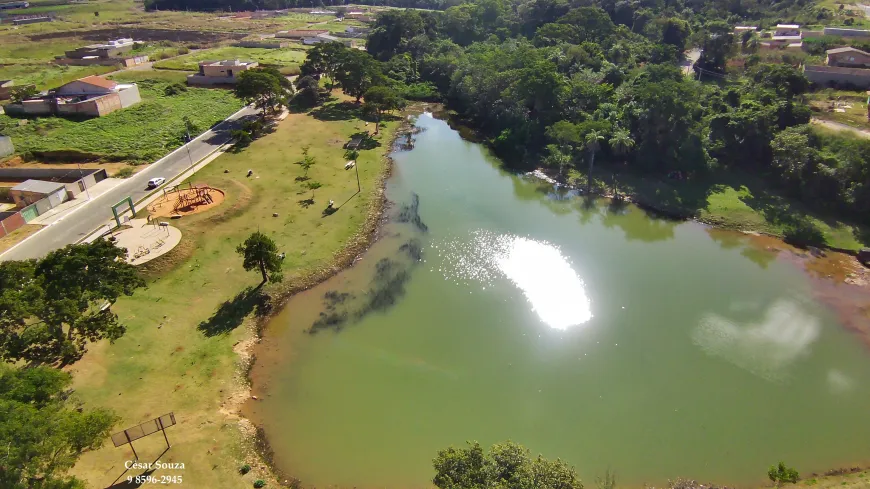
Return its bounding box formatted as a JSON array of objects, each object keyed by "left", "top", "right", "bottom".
[
  {"left": 148, "top": 185, "right": 225, "bottom": 218},
  {"left": 0, "top": 156, "right": 142, "bottom": 177}
]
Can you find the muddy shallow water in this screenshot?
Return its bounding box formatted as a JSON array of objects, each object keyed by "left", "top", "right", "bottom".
[{"left": 245, "top": 113, "right": 870, "bottom": 489}]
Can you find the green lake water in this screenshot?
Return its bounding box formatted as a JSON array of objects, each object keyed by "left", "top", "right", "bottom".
[{"left": 245, "top": 113, "right": 870, "bottom": 488}]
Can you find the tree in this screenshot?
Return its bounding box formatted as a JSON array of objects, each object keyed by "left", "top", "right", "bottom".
[
  {"left": 296, "top": 145, "right": 317, "bottom": 179},
  {"left": 9, "top": 85, "right": 38, "bottom": 104},
  {"left": 305, "top": 180, "right": 323, "bottom": 201},
  {"left": 660, "top": 18, "right": 691, "bottom": 49},
  {"left": 300, "top": 42, "right": 348, "bottom": 92},
  {"left": 236, "top": 232, "right": 283, "bottom": 285},
  {"left": 234, "top": 69, "right": 288, "bottom": 117},
  {"left": 583, "top": 129, "right": 606, "bottom": 193},
  {"left": 335, "top": 49, "right": 386, "bottom": 102},
  {"left": 294, "top": 75, "right": 322, "bottom": 107},
  {"left": 768, "top": 462, "right": 799, "bottom": 486},
  {"left": 608, "top": 129, "right": 634, "bottom": 165},
  {"left": 0, "top": 364, "right": 118, "bottom": 489},
  {"left": 362, "top": 86, "right": 405, "bottom": 135},
  {"left": 433, "top": 441, "right": 584, "bottom": 489},
  {"left": 0, "top": 240, "right": 145, "bottom": 366}
]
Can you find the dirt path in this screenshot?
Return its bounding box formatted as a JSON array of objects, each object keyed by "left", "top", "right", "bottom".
[{"left": 811, "top": 117, "right": 870, "bottom": 139}]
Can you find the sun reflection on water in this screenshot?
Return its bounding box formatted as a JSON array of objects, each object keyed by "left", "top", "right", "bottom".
[{"left": 433, "top": 231, "right": 592, "bottom": 329}]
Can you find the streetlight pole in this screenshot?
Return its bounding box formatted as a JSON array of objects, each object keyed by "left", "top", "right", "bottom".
[
  {"left": 77, "top": 161, "right": 91, "bottom": 200},
  {"left": 354, "top": 161, "right": 360, "bottom": 193},
  {"left": 185, "top": 131, "right": 194, "bottom": 171}
]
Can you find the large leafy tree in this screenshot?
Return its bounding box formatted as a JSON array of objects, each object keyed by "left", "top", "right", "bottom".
[
  {"left": 234, "top": 68, "right": 289, "bottom": 117},
  {"left": 362, "top": 86, "right": 406, "bottom": 135},
  {"left": 0, "top": 240, "right": 145, "bottom": 366},
  {"left": 433, "top": 441, "right": 584, "bottom": 489},
  {"left": 300, "top": 42, "right": 349, "bottom": 92},
  {"left": 0, "top": 364, "right": 118, "bottom": 489},
  {"left": 335, "top": 49, "right": 386, "bottom": 103},
  {"left": 236, "top": 231, "right": 283, "bottom": 285}
]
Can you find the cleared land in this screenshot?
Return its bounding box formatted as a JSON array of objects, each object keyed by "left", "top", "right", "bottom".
[
  {"left": 808, "top": 89, "right": 870, "bottom": 130},
  {"left": 0, "top": 70, "right": 243, "bottom": 163},
  {"left": 0, "top": 224, "right": 42, "bottom": 254},
  {"left": 154, "top": 45, "right": 308, "bottom": 75},
  {"left": 67, "top": 95, "right": 401, "bottom": 488}
]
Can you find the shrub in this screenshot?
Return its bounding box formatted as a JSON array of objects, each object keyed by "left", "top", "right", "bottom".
[
  {"left": 239, "top": 464, "right": 251, "bottom": 475},
  {"left": 253, "top": 480, "right": 266, "bottom": 488},
  {"left": 177, "top": 46, "right": 190, "bottom": 55},
  {"left": 782, "top": 220, "right": 826, "bottom": 248},
  {"left": 115, "top": 166, "right": 135, "bottom": 178},
  {"left": 163, "top": 83, "right": 188, "bottom": 96},
  {"left": 768, "top": 462, "right": 799, "bottom": 485}
]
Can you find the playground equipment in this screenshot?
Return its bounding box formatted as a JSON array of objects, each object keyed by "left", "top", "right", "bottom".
[{"left": 172, "top": 184, "right": 214, "bottom": 213}]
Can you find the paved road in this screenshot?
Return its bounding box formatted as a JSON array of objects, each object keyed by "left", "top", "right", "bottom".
[{"left": 1, "top": 105, "right": 259, "bottom": 261}]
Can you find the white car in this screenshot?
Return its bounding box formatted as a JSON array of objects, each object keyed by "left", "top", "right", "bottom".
[{"left": 146, "top": 177, "right": 165, "bottom": 189}]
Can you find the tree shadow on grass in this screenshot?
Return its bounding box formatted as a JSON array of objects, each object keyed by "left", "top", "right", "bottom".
[
  {"left": 197, "top": 286, "right": 270, "bottom": 337},
  {"left": 310, "top": 101, "right": 361, "bottom": 121},
  {"left": 298, "top": 198, "right": 315, "bottom": 208},
  {"left": 346, "top": 131, "right": 381, "bottom": 150}
]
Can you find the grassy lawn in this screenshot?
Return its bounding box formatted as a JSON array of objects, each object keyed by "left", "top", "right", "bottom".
[
  {"left": 154, "top": 46, "right": 308, "bottom": 75},
  {"left": 0, "top": 70, "right": 242, "bottom": 163},
  {"left": 808, "top": 89, "right": 870, "bottom": 129},
  {"left": 67, "top": 94, "right": 400, "bottom": 488},
  {"left": 598, "top": 168, "right": 868, "bottom": 251},
  {"left": 0, "top": 63, "right": 115, "bottom": 90}
]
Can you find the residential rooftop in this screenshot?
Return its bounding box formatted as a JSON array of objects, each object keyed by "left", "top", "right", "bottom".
[{"left": 11, "top": 179, "right": 66, "bottom": 194}]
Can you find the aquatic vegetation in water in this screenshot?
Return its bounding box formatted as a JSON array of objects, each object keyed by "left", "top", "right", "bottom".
[
  {"left": 396, "top": 193, "right": 428, "bottom": 232},
  {"left": 308, "top": 240, "right": 422, "bottom": 334}
]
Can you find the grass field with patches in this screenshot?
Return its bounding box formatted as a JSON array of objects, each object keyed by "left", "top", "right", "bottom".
[
  {"left": 808, "top": 89, "right": 870, "bottom": 130},
  {"left": 154, "top": 46, "right": 308, "bottom": 74},
  {"left": 585, "top": 165, "right": 868, "bottom": 251},
  {"left": 67, "top": 94, "right": 400, "bottom": 488},
  {"left": 0, "top": 71, "right": 242, "bottom": 163}
]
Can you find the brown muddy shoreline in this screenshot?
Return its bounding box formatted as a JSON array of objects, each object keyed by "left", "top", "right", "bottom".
[
  {"left": 228, "top": 107, "right": 424, "bottom": 487},
  {"left": 233, "top": 107, "right": 870, "bottom": 489}
]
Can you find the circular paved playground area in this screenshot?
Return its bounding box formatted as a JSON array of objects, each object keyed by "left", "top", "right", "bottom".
[
  {"left": 111, "top": 219, "right": 182, "bottom": 265},
  {"left": 148, "top": 185, "right": 225, "bottom": 219}
]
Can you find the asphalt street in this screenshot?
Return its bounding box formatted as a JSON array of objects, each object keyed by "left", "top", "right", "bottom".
[{"left": 1, "top": 104, "right": 259, "bottom": 261}]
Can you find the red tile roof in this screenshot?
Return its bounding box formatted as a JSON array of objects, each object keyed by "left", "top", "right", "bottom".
[{"left": 76, "top": 75, "right": 117, "bottom": 89}]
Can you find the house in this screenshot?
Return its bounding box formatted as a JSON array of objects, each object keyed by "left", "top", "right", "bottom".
[
  {"left": 0, "top": 168, "right": 108, "bottom": 200},
  {"left": 187, "top": 60, "right": 258, "bottom": 86},
  {"left": 824, "top": 27, "right": 870, "bottom": 38},
  {"left": 9, "top": 180, "right": 67, "bottom": 209},
  {"left": 0, "top": 1, "right": 29, "bottom": 10},
  {"left": 276, "top": 29, "right": 329, "bottom": 39},
  {"left": 303, "top": 33, "right": 358, "bottom": 47},
  {"left": 65, "top": 38, "right": 135, "bottom": 59},
  {"left": 0, "top": 80, "right": 12, "bottom": 100},
  {"left": 764, "top": 23, "right": 802, "bottom": 49},
  {"left": 734, "top": 26, "right": 758, "bottom": 32},
  {"left": 804, "top": 64, "right": 870, "bottom": 88},
  {"left": 4, "top": 75, "right": 141, "bottom": 117},
  {"left": 826, "top": 47, "right": 870, "bottom": 68}
]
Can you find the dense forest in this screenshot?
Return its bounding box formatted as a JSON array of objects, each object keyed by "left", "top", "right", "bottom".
[
  {"left": 351, "top": 0, "right": 867, "bottom": 237},
  {"left": 144, "top": 0, "right": 465, "bottom": 12}
]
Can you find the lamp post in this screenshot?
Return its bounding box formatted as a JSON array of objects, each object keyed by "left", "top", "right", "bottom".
[
  {"left": 77, "top": 161, "right": 91, "bottom": 200},
  {"left": 185, "top": 130, "right": 194, "bottom": 171}
]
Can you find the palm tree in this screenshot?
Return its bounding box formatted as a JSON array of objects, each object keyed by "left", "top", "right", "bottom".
[
  {"left": 608, "top": 129, "right": 635, "bottom": 198},
  {"left": 583, "top": 129, "right": 606, "bottom": 194}
]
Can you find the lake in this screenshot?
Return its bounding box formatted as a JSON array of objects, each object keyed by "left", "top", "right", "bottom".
[{"left": 245, "top": 113, "right": 870, "bottom": 488}]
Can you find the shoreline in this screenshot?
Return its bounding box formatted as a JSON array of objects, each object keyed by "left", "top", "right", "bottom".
[
  {"left": 223, "top": 107, "right": 420, "bottom": 487},
  {"left": 228, "top": 109, "right": 870, "bottom": 489}
]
